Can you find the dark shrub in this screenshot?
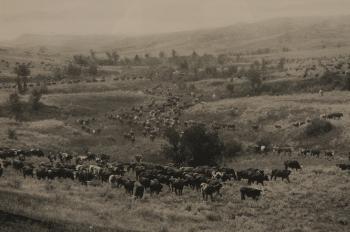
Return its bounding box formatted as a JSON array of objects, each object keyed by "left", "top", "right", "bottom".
[
  {"left": 7, "top": 128, "right": 17, "bottom": 140},
  {"left": 8, "top": 92, "right": 23, "bottom": 121},
  {"left": 29, "top": 88, "right": 43, "bottom": 111},
  {"left": 305, "top": 119, "right": 333, "bottom": 136},
  {"left": 163, "top": 125, "right": 224, "bottom": 166}
]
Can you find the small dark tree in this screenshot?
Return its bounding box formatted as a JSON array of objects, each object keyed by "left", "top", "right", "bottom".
[
  {"left": 159, "top": 51, "right": 166, "bottom": 59},
  {"left": 246, "top": 68, "right": 262, "bottom": 94},
  {"left": 112, "top": 51, "right": 120, "bottom": 65},
  {"left": 171, "top": 49, "right": 177, "bottom": 58},
  {"left": 88, "top": 63, "right": 98, "bottom": 76},
  {"left": 227, "top": 65, "right": 238, "bottom": 76},
  {"left": 7, "top": 128, "right": 17, "bottom": 140},
  {"left": 65, "top": 62, "right": 81, "bottom": 77},
  {"left": 8, "top": 92, "right": 22, "bottom": 121},
  {"left": 277, "top": 57, "right": 286, "bottom": 71},
  {"left": 217, "top": 54, "right": 228, "bottom": 66},
  {"left": 226, "top": 83, "right": 235, "bottom": 96},
  {"left": 29, "top": 88, "right": 43, "bottom": 111},
  {"left": 134, "top": 55, "right": 141, "bottom": 65},
  {"left": 14, "top": 63, "right": 31, "bottom": 94},
  {"left": 52, "top": 67, "right": 63, "bottom": 80}
]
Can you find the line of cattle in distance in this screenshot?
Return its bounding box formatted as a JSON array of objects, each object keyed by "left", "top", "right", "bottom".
[
  {"left": 0, "top": 74, "right": 149, "bottom": 90},
  {"left": 0, "top": 148, "right": 349, "bottom": 201}
]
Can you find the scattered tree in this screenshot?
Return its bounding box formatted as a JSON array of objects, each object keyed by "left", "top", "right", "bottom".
[
  {"left": 246, "top": 68, "right": 262, "bottom": 94},
  {"left": 7, "top": 128, "right": 17, "bottom": 140},
  {"left": 14, "top": 63, "right": 31, "bottom": 94},
  {"left": 88, "top": 63, "right": 98, "bottom": 76},
  {"left": 8, "top": 92, "right": 22, "bottom": 121},
  {"left": 29, "top": 88, "right": 43, "bottom": 111},
  {"left": 226, "top": 83, "right": 235, "bottom": 96},
  {"left": 65, "top": 62, "right": 81, "bottom": 77},
  {"left": 163, "top": 125, "right": 224, "bottom": 166}
]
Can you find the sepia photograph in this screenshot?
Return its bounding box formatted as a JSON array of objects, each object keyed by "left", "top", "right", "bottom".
[{"left": 0, "top": 0, "right": 350, "bottom": 231}]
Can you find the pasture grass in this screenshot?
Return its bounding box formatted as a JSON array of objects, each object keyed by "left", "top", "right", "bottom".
[{"left": 0, "top": 155, "right": 349, "bottom": 232}]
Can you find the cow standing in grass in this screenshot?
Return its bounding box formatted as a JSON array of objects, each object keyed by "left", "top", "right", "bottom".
[
  {"left": 271, "top": 169, "right": 291, "bottom": 183},
  {"left": 240, "top": 187, "right": 262, "bottom": 200},
  {"left": 284, "top": 160, "right": 302, "bottom": 170}
]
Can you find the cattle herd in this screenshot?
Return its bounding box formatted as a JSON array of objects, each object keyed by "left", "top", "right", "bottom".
[{"left": 0, "top": 147, "right": 349, "bottom": 202}]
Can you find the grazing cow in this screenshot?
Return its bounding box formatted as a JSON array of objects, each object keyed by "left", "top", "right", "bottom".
[
  {"left": 247, "top": 172, "right": 269, "bottom": 185},
  {"left": 240, "top": 187, "right": 262, "bottom": 200},
  {"left": 22, "top": 166, "right": 34, "bottom": 178},
  {"left": 274, "top": 147, "right": 292, "bottom": 155},
  {"left": 310, "top": 149, "right": 320, "bottom": 157},
  {"left": 36, "top": 167, "right": 49, "bottom": 180},
  {"left": 12, "top": 160, "right": 24, "bottom": 171},
  {"left": 336, "top": 164, "right": 350, "bottom": 170},
  {"left": 123, "top": 179, "right": 135, "bottom": 195},
  {"left": 109, "top": 175, "right": 122, "bottom": 187},
  {"left": 150, "top": 179, "right": 163, "bottom": 195},
  {"left": 138, "top": 176, "right": 151, "bottom": 189},
  {"left": 201, "top": 181, "right": 223, "bottom": 201},
  {"left": 133, "top": 181, "right": 145, "bottom": 199},
  {"left": 237, "top": 168, "right": 265, "bottom": 184},
  {"left": 300, "top": 149, "right": 320, "bottom": 157},
  {"left": 76, "top": 170, "right": 94, "bottom": 185},
  {"left": 284, "top": 160, "right": 302, "bottom": 170},
  {"left": 322, "top": 112, "right": 343, "bottom": 120},
  {"left": 271, "top": 169, "right": 291, "bottom": 182},
  {"left": 171, "top": 178, "right": 185, "bottom": 196},
  {"left": 324, "top": 151, "right": 334, "bottom": 159}
]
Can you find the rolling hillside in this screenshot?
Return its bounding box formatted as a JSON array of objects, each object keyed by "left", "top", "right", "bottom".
[{"left": 3, "top": 15, "right": 350, "bottom": 56}]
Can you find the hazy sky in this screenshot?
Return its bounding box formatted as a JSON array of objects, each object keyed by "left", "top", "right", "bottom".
[{"left": 1, "top": 0, "right": 350, "bottom": 40}]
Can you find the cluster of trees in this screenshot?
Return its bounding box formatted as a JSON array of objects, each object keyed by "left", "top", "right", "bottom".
[
  {"left": 8, "top": 89, "right": 44, "bottom": 121},
  {"left": 67, "top": 48, "right": 289, "bottom": 82},
  {"left": 162, "top": 125, "right": 241, "bottom": 166}
]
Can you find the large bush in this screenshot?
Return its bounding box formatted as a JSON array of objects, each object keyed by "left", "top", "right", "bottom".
[
  {"left": 163, "top": 125, "right": 224, "bottom": 166},
  {"left": 305, "top": 119, "right": 333, "bottom": 136}
]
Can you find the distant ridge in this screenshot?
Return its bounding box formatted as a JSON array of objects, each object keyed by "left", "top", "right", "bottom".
[{"left": 4, "top": 15, "right": 350, "bottom": 56}]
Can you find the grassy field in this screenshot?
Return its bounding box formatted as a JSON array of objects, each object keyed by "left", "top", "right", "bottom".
[{"left": 0, "top": 154, "right": 349, "bottom": 232}]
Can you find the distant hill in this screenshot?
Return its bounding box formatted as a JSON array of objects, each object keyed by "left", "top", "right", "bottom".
[{"left": 4, "top": 15, "right": 350, "bottom": 56}]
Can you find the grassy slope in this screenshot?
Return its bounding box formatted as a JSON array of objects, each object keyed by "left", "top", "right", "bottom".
[
  {"left": 1, "top": 87, "right": 350, "bottom": 158},
  {"left": 0, "top": 155, "right": 349, "bottom": 232},
  {"left": 186, "top": 91, "right": 350, "bottom": 153}
]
